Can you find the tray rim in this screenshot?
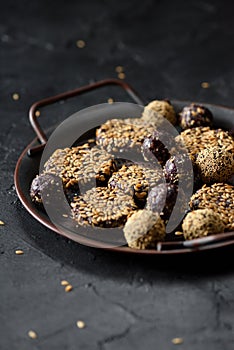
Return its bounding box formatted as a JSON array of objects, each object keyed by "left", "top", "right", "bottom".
[{"left": 14, "top": 99, "right": 234, "bottom": 255}]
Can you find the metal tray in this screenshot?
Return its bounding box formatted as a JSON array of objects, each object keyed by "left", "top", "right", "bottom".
[{"left": 14, "top": 79, "right": 234, "bottom": 254}]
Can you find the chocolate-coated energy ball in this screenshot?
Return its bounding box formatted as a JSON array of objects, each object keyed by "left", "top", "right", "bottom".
[
  {"left": 179, "top": 103, "right": 213, "bottom": 130},
  {"left": 146, "top": 183, "right": 187, "bottom": 223},
  {"left": 141, "top": 130, "right": 171, "bottom": 166}
]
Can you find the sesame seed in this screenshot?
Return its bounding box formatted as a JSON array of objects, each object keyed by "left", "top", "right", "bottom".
[
  {"left": 28, "top": 330, "right": 37, "bottom": 339},
  {"left": 65, "top": 284, "right": 73, "bottom": 292},
  {"left": 108, "top": 98, "right": 114, "bottom": 104},
  {"left": 118, "top": 72, "right": 125, "bottom": 80},
  {"left": 15, "top": 249, "right": 24, "bottom": 255},
  {"left": 115, "top": 65, "right": 124, "bottom": 73},
  {"left": 35, "top": 110, "right": 40, "bottom": 117},
  {"left": 0, "top": 220, "right": 5, "bottom": 226},
  {"left": 76, "top": 40, "right": 86, "bottom": 48},
  {"left": 201, "top": 82, "right": 210, "bottom": 89},
  {"left": 175, "top": 231, "right": 183, "bottom": 236},
  {"left": 12, "top": 93, "right": 20, "bottom": 100},
  {"left": 76, "top": 320, "right": 86, "bottom": 329},
  {"left": 61, "top": 280, "right": 69, "bottom": 286},
  {"left": 172, "top": 337, "right": 183, "bottom": 345}
]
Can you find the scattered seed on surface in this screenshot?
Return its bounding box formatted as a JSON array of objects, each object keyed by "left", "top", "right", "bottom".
[
  {"left": 76, "top": 320, "right": 86, "bottom": 329},
  {"left": 15, "top": 249, "right": 24, "bottom": 255},
  {"left": 76, "top": 40, "right": 86, "bottom": 48},
  {"left": 175, "top": 231, "right": 183, "bottom": 236},
  {"left": 201, "top": 81, "right": 210, "bottom": 88},
  {"left": 0, "top": 220, "right": 5, "bottom": 226},
  {"left": 35, "top": 110, "right": 40, "bottom": 117},
  {"left": 28, "top": 330, "right": 37, "bottom": 339},
  {"left": 115, "top": 65, "right": 124, "bottom": 73},
  {"left": 172, "top": 337, "right": 184, "bottom": 345},
  {"left": 108, "top": 98, "right": 114, "bottom": 104},
  {"left": 61, "top": 280, "right": 69, "bottom": 286},
  {"left": 12, "top": 93, "right": 20, "bottom": 100},
  {"left": 118, "top": 72, "right": 125, "bottom": 80},
  {"left": 65, "top": 284, "right": 73, "bottom": 292}
]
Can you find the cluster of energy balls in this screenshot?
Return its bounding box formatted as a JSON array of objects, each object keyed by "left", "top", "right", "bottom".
[{"left": 30, "top": 99, "right": 234, "bottom": 250}]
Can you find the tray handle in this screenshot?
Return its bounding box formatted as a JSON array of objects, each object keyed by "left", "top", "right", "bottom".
[{"left": 28, "top": 78, "right": 144, "bottom": 156}]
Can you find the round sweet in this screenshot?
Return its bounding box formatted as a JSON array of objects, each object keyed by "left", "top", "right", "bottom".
[
  {"left": 190, "top": 183, "right": 234, "bottom": 231},
  {"left": 175, "top": 127, "right": 234, "bottom": 163},
  {"left": 164, "top": 153, "right": 194, "bottom": 185},
  {"left": 123, "top": 210, "right": 166, "bottom": 249},
  {"left": 30, "top": 173, "right": 58, "bottom": 205},
  {"left": 71, "top": 187, "right": 137, "bottom": 227},
  {"left": 141, "top": 130, "right": 172, "bottom": 166},
  {"left": 179, "top": 103, "right": 213, "bottom": 130},
  {"left": 146, "top": 183, "right": 188, "bottom": 223},
  {"left": 195, "top": 146, "right": 234, "bottom": 183},
  {"left": 108, "top": 162, "right": 163, "bottom": 207},
  {"left": 44, "top": 145, "right": 116, "bottom": 186},
  {"left": 141, "top": 100, "right": 177, "bottom": 125},
  {"left": 182, "top": 209, "right": 225, "bottom": 240},
  {"left": 96, "top": 118, "right": 156, "bottom": 153},
  {"left": 30, "top": 172, "right": 81, "bottom": 206}
]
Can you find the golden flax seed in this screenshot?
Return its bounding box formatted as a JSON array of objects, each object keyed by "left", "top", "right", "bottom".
[
  {"left": 12, "top": 93, "right": 20, "bottom": 100},
  {"left": 65, "top": 284, "right": 73, "bottom": 292},
  {"left": 76, "top": 40, "right": 86, "bottom": 48},
  {"left": 201, "top": 81, "right": 210, "bottom": 88},
  {"left": 28, "top": 330, "right": 37, "bottom": 339},
  {"left": 172, "top": 337, "right": 184, "bottom": 345},
  {"left": 76, "top": 320, "right": 86, "bottom": 329},
  {"left": 15, "top": 249, "right": 24, "bottom": 255}
]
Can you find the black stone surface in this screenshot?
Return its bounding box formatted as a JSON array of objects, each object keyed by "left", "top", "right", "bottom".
[{"left": 1, "top": 0, "right": 234, "bottom": 349}]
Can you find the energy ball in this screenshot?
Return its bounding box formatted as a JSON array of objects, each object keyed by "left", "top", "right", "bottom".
[
  {"left": 123, "top": 210, "right": 166, "bottom": 249},
  {"left": 164, "top": 153, "right": 194, "bottom": 185},
  {"left": 141, "top": 100, "right": 177, "bottom": 125},
  {"left": 182, "top": 209, "right": 225, "bottom": 240},
  {"left": 30, "top": 173, "right": 80, "bottom": 207},
  {"left": 189, "top": 183, "right": 234, "bottom": 231},
  {"left": 146, "top": 183, "right": 188, "bottom": 223},
  {"left": 179, "top": 103, "right": 213, "bottom": 130},
  {"left": 141, "top": 130, "right": 172, "bottom": 166},
  {"left": 30, "top": 173, "right": 58, "bottom": 206},
  {"left": 175, "top": 127, "right": 234, "bottom": 163},
  {"left": 195, "top": 146, "right": 234, "bottom": 184}
]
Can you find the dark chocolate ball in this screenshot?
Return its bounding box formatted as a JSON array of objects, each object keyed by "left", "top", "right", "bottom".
[
  {"left": 146, "top": 183, "right": 178, "bottom": 222},
  {"left": 30, "top": 173, "right": 80, "bottom": 206},
  {"left": 179, "top": 103, "right": 213, "bottom": 130},
  {"left": 141, "top": 130, "right": 171, "bottom": 166},
  {"left": 164, "top": 154, "right": 192, "bottom": 184}
]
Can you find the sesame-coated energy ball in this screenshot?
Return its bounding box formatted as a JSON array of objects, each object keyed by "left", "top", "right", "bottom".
[
  {"left": 195, "top": 146, "right": 234, "bottom": 184},
  {"left": 189, "top": 183, "right": 234, "bottom": 231},
  {"left": 123, "top": 210, "right": 166, "bottom": 249},
  {"left": 141, "top": 100, "right": 177, "bottom": 125},
  {"left": 179, "top": 103, "right": 213, "bottom": 130},
  {"left": 182, "top": 209, "right": 225, "bottom": 240}
]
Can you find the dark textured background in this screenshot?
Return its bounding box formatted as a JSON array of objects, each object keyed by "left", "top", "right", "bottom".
[{"left": 1, "top": 0, "right": 234, "bottom": 349}]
